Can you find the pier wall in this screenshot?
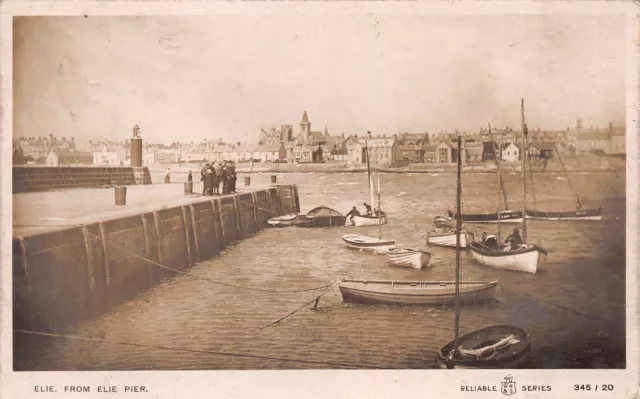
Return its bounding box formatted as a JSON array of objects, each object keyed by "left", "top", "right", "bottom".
[
  {"left": 12, "top": 185, "right": 300, "bottom": 337},
  {"left": 13, "top": 166, "right": 153, "bottom": 193}
]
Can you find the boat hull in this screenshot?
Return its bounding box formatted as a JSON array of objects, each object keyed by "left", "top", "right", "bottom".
[
  {"left": 450, "top": 210, "right": 523, "bottom": 223},
  {"left": 339, "top": 279, "right": 498, "bottom": 306},
  {"left": 426, "top": 231, "right": 473, "bottom": 248},
  {"left": 434, "top": 325, "right": 531, "bottom": 369},
  {"left": 469, "top": 242, "right": 547, "bottom": 274},
  {"left": 296, "top": 215, "right": 347, "bottom": 228},
  {"left": 341, "top": 234, "right": 396, "bottom": 252},
  {"left": 387, "top": 248, "right": 432, "bottom": 269},
  {"left": 525, "top": 208, "right": 602, "bottom": 221},
  {"left": 353, "top": 214, "right": 387, "bottom": 227},
  {"left": 267, "top": 214, "right": 298, "bottom": 227}
]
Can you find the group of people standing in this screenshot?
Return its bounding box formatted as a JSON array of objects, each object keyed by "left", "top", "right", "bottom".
[{"left": 199, "top": 160, "right": 237, "bottom": 196}]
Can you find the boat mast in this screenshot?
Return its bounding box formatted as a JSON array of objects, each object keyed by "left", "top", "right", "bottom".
[
  {"left": 365, "top": 131, "right": 375, "bottom": 211},
  {"left": 489, "top": 123, "right": 502, "bottom": 243},
  {"left": 454, "top": 134, "right": 462, "bottom": 355},
  {"left": 377, "top": 174, "right": 382, "bottom": 239},
  {"left": 521, "top": 99, "right": 528, "bottom": 242}
]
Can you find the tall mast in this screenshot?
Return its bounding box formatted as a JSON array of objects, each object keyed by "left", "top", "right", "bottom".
[
  {"left": 377, "top": 174, "right": 382, "bottom": 239},
  {"left": 365, "top": 132, "right": 374, "bottom": 209},
  {"left": 453, "top": 134, "right": 462, "bottom": 355},
  {"left": 488, "top": 123, "right": 502, "bottom": 243},
  {"left": 521, "top": 99, "right": 528, "bottom": 242}
]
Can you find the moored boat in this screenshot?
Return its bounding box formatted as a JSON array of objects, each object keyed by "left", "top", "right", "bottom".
[
  {"left": 525, "top": 208, "right": 602, "bottom": 221},
  {"left": 433, "top": 215, "right": 456, "bottom": 230},
  {"left": 341, "top": 234, "right": 395, "bottom": 252},
  {"left": 468, "top": 242, "right": 547, "bottom": 274},
  {"left": 387, "top": 248, "right": 431, "bottom": 269},
  {"left": 426, "top": 229, "right": 473, "bottom": 248},
  {"left": 296, "top": 205, "right": 347, "bottom": 227},
  {"left": 338, "top": 279, "right": 499, "bottom": 305},
  {"left": 353, "top": 213, "right": 387, "bottom": 227},
  {"left": 448, "top": 210, "right": 523, "bottom": 223},
  {"left": 434, "top": 325, "right": 531, "bottom": 369},
  {"left": 267, "top": 213, "right": 298, "bottom": 227}
]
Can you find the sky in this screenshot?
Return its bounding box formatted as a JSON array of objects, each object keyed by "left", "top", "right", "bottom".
[{"left": 13, "top": 15, "right": 626, "bottom": 145}]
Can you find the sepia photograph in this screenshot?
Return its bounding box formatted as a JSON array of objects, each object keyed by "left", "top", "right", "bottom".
[{"left": 3, "top": 2, "right": 638, "bottom": 398}]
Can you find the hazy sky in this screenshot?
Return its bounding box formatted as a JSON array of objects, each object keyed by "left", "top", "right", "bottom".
[{"left": 14, "top": 15, "right": 626, "bottom": 144}]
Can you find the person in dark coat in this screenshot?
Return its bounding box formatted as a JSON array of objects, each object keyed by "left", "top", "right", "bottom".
[
  {"left": 230, "top": 162, "right": 237, "bottom": 193},
  {"left": 212, "top": 162, "right": 221, "bottom": 195},
  {"left": 505, "top": 228, "right": 524, "bottom": 251},
  {"left": 220, "top": 161, "right": 228, "bottom": 194},
  {"left": 205, "top": 164, "right": 215, "bottom": 196},
  {"left": 345, "top": 206, "right": 361, "bottom": 225},
  {"left": 363, "top": 203, "right": 373, "bottom": 216},
  {"left": 200, "top": 163, "right": 209, "bottom": 195},
  {"left": 187, "top": 170, "right": 193, "bottom": 183}
]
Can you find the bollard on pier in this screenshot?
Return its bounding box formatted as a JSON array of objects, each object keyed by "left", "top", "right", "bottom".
[{"left": 114, "top": 186, "right": 127, "bottom": 206}]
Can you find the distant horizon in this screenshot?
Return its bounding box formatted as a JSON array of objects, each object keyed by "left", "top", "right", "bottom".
[{"left": 14, "top": 15, "right": 626, "bottom": 144}]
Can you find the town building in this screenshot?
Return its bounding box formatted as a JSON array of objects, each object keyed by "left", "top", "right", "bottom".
[
  {"left": 254, "top": 143, "right": 286, "bottom": 162},
  {"left": 92, "top": 146, "right": 126, "bottom": 166},
  {"left": 501, "top": 142, "right": 520, "bottom": 162}
]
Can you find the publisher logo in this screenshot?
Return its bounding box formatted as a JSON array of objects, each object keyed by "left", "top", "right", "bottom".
[{"left": 501, "top": 375, "right": 517, "bottom": 396}]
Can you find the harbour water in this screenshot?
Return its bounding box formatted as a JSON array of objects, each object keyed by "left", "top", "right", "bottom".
[{"left": 22, "top": 170, "right": 626, "bottom": 370}]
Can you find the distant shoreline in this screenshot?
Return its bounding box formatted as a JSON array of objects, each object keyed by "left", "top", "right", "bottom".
[{"left": 151, "top": 159, "right": 625, "bottom": 175}]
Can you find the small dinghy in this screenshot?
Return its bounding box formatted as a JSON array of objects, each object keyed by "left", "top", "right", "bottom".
[
  {"left": 434, "top": 325, "right": 531, "bottom": 369},
  {"left": 426, "top": 229, "right": 473, "bottom": 248},
  {"left": 433, "top": 215, "right": 456, "bottom": 230},
  {"left": 267, "top": 213, "right": 298, "bottom": 227},
  {"left": 341, "top": 234, "right": 396, "bottom": 252},
  {"left": 296, "top": 205, "right": 347, "bottom": 227},
  {"left": 387, "top": 248, "right": 431, "bottom": 269},
  {"left": 338, "top": 279, "right": 498, "bottom": 306}
]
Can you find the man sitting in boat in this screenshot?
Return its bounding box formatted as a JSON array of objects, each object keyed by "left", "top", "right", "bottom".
[
  {"left": 505, "top": 228, "right": 524, "bottom": 251},
  {"left": 363, "top": 203, "right": 373, "bottom": 216},
  {"left": 481, "top": 232, "right": 499, "bottom": 251},
  {"left": 345, "top": 206, "right": 361, "bottom": 225}
]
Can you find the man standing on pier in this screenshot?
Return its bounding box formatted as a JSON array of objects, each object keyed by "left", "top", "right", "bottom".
[
  {"left": 201, "top": 163, "right": 209, "bottom": 195},
  {"left": 213, "top": 162, "right": 221, "bottom": 195},
  {"left": 221, "top": 161, "right": 228, "bottom": 194},
  {"left": 230, "top": 161, "right": 237, "bottom": 193}
]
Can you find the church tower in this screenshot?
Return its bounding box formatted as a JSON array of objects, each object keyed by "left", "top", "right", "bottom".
[{"left": 300, "top": 111, "right": 311, "bottom": 144}]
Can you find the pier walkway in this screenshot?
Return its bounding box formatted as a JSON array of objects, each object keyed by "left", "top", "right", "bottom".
[{"left": 13, "top": 180, "right": 274, "bottom": 237}]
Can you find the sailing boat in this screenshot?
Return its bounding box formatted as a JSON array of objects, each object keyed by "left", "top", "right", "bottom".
[
  {"left": 342, "top": 133, "right": 394, "bottom": 252},
  {"left": 339, "top": 136, "right": 499, "bottom": 306},
  {"left": 525, "top": 142, "right": 603, "bottom": 221},
  {"left": 353, "top": 133, "right": 387, "bottom": 227},
  {"left": 469, "top": 99, "right": 549, "bottom": 274},
  {"left": 434, "top": 134, "right": 531, "bottom": 369}
]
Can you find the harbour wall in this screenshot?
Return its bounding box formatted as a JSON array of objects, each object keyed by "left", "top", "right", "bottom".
[
  {"left": 13, "top": 166, "right": 153, "bottom": 193},
  {"left": 12, "top": 185, "right": 300, "bottom": 341}
]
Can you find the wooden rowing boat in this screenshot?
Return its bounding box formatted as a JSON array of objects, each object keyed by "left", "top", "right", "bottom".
[
  {"left": 338, "top": 279, "right": 499, "bottom": 305},
  {"left": 267, "top": 213, "right": 298, "bottom": 227},
  {"left": 353, "top": 213, "right": 387, "bottom": 227},
  {"left": 434, "top": 325, "right": 531, "bottom": 369},
  {"left": 426, "top": 230, "right": 473, "bottom": 248},
  {"left": 341, "top": 234, "right": 396, "bottom": 252},
  {"left": 525, "top": 208, "right": 602, "bottom": 221},
  {"left": 296, "top": 206, "right": 347, "bottom": 227},
  {"left": 386, "top": 248, "right": 431, "bottom": 269},
  {"left": 469, "top": 242, "right": 547, "bottom": 274}
]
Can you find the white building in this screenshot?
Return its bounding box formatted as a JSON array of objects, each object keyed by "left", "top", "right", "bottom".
[{"left": 501, "top": 142, "right": 520, "bottom": 162}]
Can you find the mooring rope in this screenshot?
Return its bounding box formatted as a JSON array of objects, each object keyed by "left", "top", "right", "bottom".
[{"left": 13, "top": 329, "right": 379, "bottom": 369}]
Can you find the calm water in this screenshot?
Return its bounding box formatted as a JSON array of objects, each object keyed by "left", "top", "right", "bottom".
[{"left": 22, "top": 170, "right": 626, "bottom": 370}]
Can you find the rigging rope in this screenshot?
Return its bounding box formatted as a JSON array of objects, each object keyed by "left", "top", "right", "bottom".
[
  {"left": 554, "top": 144, "right": 583, "bottom": 209},
  {"left": 13, "top": 329, "right": 379, "bottom": 369}
]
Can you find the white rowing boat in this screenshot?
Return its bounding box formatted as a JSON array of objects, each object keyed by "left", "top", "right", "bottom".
[
  {"left": 469, "top": 242, "right": 548, "bottom": 274},
  {"left": 338, "top": 279, "right": 499, "bottom": 305},
  {"left": 352, "top": 213, "right": 387, "bottom": 227},
  {"left": 426, "top": 230, "right": 473, "bottom": 248},
  {"left": 341, "top": 234, "right": 396, "bottom": 252},
  {"left": 267, "top": 213, "right": 298, "bottom": 227},
  {"left": 387, "top": 248, "right": 431, "bottom": 269}
]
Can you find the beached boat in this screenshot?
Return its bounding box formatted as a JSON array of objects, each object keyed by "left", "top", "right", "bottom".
[
  {"left": 468, "top": 242, "right": 547, "bottom": 274},
  {"left": 267, "top": 213, "right": 298, "bottom": 227},
  {"left": 341, "top": 234, "right": 396, "bottom": 252},
  {"left": 296, "top": 205, "right": 347, "bottom": 227},
  {"left": 352, "top": 133, "right": 388, "bottom": 228},
  {"left": 338, "top": 279, "right": 498, "bottom": 305},
  {"left": 426, "top": 229, "right": 473, "bottom": 248},
  {"left": 387, "top": 248, "right": 431, "bottom": 269},
  {"left": 526, "top": 208, "right": 602, "bottom": 221},
  {"left": 434, "top": 325, "right": 531, "bottom": 369}
]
